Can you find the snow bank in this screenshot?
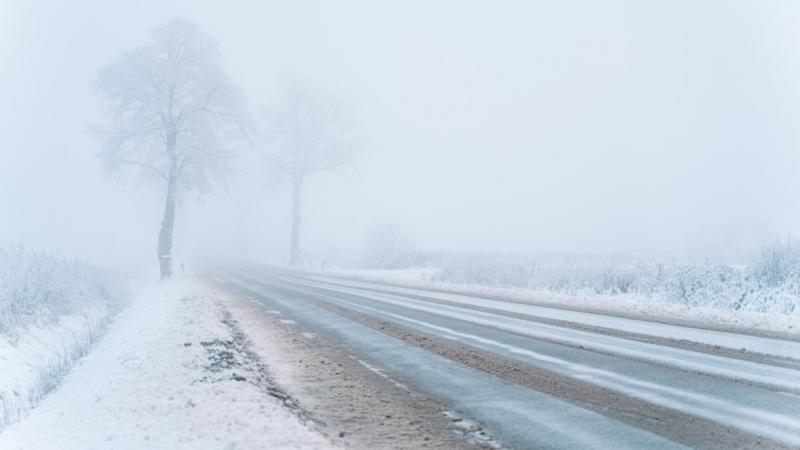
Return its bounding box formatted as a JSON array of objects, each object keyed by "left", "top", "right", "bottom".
[
  {"left": 329, "top": 241, "right": 800, "bottom": 323},
  {"left": 0, "top": 245, "right": 112, "bottom": 429},
  {"left": 433, "top": 253, "right": 800, "bottom": 315},
  {"left": 0, "top": 277, "right": 334, "bottom": 450}
]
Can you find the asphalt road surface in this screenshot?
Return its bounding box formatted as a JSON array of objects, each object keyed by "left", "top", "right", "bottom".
[{"left": 212, "top": 263, "right": 800, "bottom": 450}]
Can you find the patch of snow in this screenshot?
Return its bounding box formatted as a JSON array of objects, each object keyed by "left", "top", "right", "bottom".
[
  {"left": 0, "top": 305, "right": 108, "bottom": 428},
  {"left": 331, "top": 268, "right": 439, "bottom": 282},
  {"left": 443, "top": 410, "right": 502, "bottom": 449},
  {"left": 0, "top": 245, "right": 114, "bottom": 430}
]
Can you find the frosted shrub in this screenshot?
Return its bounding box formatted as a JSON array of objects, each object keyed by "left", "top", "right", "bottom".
[
  {"left": 0, "top": 244, "right": 112, "bottom": 429},
  {"left": 435, "top": 254, "right": 663, "bottom": 296},
  {"left": 597, "top": 266, "right": 642, "bottom": 294},
  {"left": 432, "top": 244, "right": 800, "bottom": 316},
  {"left": 661, "top": 263, "right": 744, "bottom": 308},
  {"left": 750, "top": 239, "right": 800, "bottom": 288},
  {"left": 437, "top": 254, "right": 532, "bottom": 289},
  {"left": 0, "top": 244, "right": 108, "bottom": 334}
]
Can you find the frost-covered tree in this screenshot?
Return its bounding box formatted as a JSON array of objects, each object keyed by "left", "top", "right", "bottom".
[
  {"left": 263, "top": 76, "right": 360, "bottom": 265},
  {"left": 92, "top": 19, "right": 250, "bottom": 279}
]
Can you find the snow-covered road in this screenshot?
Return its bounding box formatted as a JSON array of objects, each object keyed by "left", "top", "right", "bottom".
[
  {"left": 216, "top": 264, "right": 800, "bottom": 450},
  {"left": 303, "top": 274, "right": 800, "bottom": 360}
]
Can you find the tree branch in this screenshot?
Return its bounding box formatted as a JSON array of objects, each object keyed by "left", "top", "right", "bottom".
[{"left": 116, "top": 159, "right": 169, "bottom": 181}]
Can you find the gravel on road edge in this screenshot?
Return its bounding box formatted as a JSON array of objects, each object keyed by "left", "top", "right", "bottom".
[{"left": 211, "top": 279, "right": 496, "bottom": 450}]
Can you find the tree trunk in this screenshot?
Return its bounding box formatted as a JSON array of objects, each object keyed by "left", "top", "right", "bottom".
[
  {"left": 289, "top": 177, "right": 303, "bottom": 266},
  {"left": 158, "top": 182, "right": 176, "bottom": 279},
  {"left": 159, "top": 128, "right": 178, "bottom": 279}
]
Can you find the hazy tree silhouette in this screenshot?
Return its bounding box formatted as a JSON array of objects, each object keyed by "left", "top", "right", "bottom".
[
  {"left": 262, "top": 76, "right": 360, "bottom": 265},
  {"left": 92, "top": 19, "right": 250, "bottom": 278}
]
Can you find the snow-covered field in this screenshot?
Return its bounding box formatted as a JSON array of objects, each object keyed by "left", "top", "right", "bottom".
[
  {"left": 0, "top": 277, "right": 334, "bottom": 450},
  {"left": 0, "top": 246, "right": 113, "bottom": 429}
]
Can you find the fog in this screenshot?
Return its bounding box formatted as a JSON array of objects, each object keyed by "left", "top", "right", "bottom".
[{"left": 3, "top": 0, "right": 800, "bottom": 271}]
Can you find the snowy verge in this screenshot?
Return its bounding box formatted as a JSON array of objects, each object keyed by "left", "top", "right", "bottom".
[
  {"left": 0, "top": 246, "right": 114, "bottom": 429},
  {"left": 0, "top": 277, "right": 335, "bottom": 450},
  {"left": 0, "top": 305, "right": 108, "bottom": 428},
  {"left": 304, "top": 268, "right": 800, "bottom": 337}
]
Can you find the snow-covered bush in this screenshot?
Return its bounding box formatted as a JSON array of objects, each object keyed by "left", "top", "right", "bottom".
[
  {"left": 437, "top": 254, "right": 530, "bottom": 288},
  {"left": 662, "top": 263, "right": 745, "bottom": 308},
  {"left": 0, "top": 244, "right": 109, "bottom": 334},
  {"left": 750, "top": 239, "right": 800, "bottom": 288},
  {"left": 434, "top": 253, "right": 667, "bottom": 296},
  {"left": 431, "top": 243, "right": 800, "bottom": 316}
]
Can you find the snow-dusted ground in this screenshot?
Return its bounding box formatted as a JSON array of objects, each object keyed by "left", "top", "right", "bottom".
[
  {"left": 0, "top": 305, "right": 108, "bottom": 427},
  {"left": 0, "top": 277, "right": 334, "bottom": 450},
  {"left": 335, "top": 268, "right": 439, "bottom": 282},
  {"left": 319, "top": 268, "right": 800, "bottom": 336},
  {"left": 0, "top": 246, "right": 116, "bottom": 429}
]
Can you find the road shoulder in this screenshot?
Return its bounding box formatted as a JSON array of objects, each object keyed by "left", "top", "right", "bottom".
[{"left": 215, "top": 279, "right": 494, "bottom": 450}]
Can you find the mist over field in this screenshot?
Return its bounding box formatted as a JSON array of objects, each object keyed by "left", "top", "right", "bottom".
[{"left": 3, "top": 0, "right": 800, "bottom": 272}]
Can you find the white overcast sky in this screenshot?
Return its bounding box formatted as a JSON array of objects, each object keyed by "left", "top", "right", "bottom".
[{"left": 2, "top": 0, "right": 800, "bottom": 268}]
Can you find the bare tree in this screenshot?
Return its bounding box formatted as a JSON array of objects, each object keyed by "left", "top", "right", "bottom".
[
  {"left": 92, "top": 19, "right": 250, "bottom": 279},
  {"left": 263, "top": 76, "right": 360, "bottom": 265}
]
